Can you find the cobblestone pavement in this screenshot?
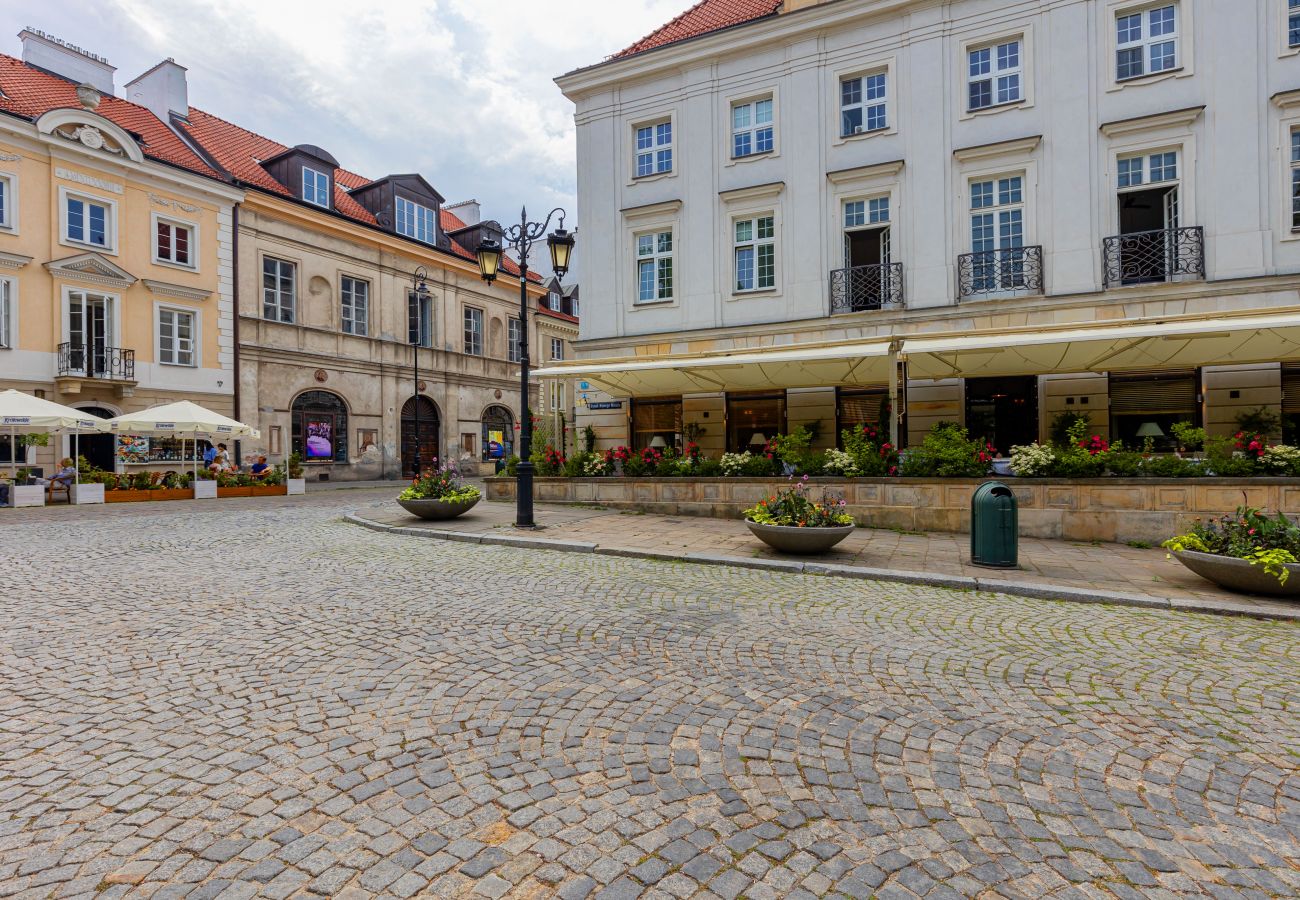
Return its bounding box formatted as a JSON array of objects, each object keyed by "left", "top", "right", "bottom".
[{"left": 2, "top": 490, "right": 1298, "bottom": 899}]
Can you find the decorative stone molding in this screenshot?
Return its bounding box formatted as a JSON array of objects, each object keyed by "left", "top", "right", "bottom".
[
  {"left": 148, "top": 192, "right": 199, "bottom": 213},
  {"left": 826, "top": 159, "right": 904, "bottom": 184},
  {"left": 142, "top": 278, "right": 211, "bottom": 301},
  {"left": 54, "top": 166, "right": 122, "bottom": 194},
  {"left": 45, "top": 252, "right": 137, "bottom": 288},
  {"left": 0, "top": 251, "right": 33, "bottom": 269},
  {"left": 0, "top": 151, "right": 20, "bottom": 162},
  {"left": 717, "top": 181, "right": 785, "bottom": 202},
  {"left": 952, "top": 135, "right": 1042, "bottom": 163},
  {"left": 36, "top": 109, "right": 145, "bottom": 164},
  {"left": 1099, "top": 105, "right": 1205, "bottom": 138}
]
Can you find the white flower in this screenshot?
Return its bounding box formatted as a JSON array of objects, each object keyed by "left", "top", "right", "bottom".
[
  {"left": 720, "top": 451, "right": 752, "bottom": 476},
  {"left": 1009, "top": 442, "right": 1056, "bottom": 477},
  {"left": 821, "top": 448, "right": 860, "bottom": 476}
]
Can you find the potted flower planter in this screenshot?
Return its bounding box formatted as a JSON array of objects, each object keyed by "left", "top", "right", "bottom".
[
  {"left": 745, "top": 520, "right": 855, "bottom": 554},
  {"left": 10, "top": 484, "right": 45, "bottom": 508},
  {"left": 286, "top": 478, "right": 306, "bottom": 496},
  {"left": 71, "top": 483, "right": 105, "bottom": 505},
  {"left": 251, "top": 484, "right": 288, "bottom": 497},
  {"left": 218, "top": 486, "right": 254, "bottom": 498},
  {"left": 152, "top": 488, "right": 194, "bottom": 501},
  {"left": 1171, "top": 549, "right": 1300, "bottom": 598},
  {"left": 193, "top": 480, "right": 218, "bottom": 500},
  {"left": 397, "top": 496, "right": 481, "bottom": 520},
  {"left": 106, "top": 489, "right": 156, "bottom": 503}
]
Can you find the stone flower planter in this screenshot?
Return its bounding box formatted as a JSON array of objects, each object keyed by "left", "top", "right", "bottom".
[
  {"left": 1172, "top": 549, "right": 1300, "bottom": 598},
  {"left": 193, "top": 480, "right": 218, "bottom": 500},
  {"left": 745, "top": 520, "right": 855, "bottom": 554},
  {"left": 286, "top": 477, "right": 306, "bottom": 496},
  {"left": 397, "top": 496, "right": 481, "bottom": 521}
]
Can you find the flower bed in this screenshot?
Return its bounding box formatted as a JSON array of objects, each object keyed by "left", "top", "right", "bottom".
[
  {"left": 397, "top": 463, "right": 481, "bottom": 520},
  {"left": 1163, "top": 506, "right": 1300, "bottom": 596}
]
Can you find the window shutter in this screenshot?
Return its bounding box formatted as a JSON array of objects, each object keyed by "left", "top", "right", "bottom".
[
  {"left": 1282, "top": 366, "right": 1300, "bottom": 414},
  {"left": 1109, "top": 370, "right": 1197, "bottom": 413},
  {"left": 839, "top": 389, "right": 889, "bottom": 427}
]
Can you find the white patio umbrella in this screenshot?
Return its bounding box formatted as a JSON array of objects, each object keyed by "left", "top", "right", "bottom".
[
  {"left": 0, "top": 389, "right": 111, "bottom": 486},
  {"left": 104, "top": 400, "right": 260, "bottom": 482}
]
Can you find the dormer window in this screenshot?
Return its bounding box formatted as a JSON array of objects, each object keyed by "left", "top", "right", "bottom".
[
  {"left": 396, "top": 197, "right": 437, "bottom": 244},
  {"left": 302, "top": 166, "right": 330, "bottom": 207}
]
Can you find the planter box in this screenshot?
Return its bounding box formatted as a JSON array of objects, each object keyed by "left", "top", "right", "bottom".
[
  {"left": 286, "top": 478, "right": 306, "bottom": 495},
  {"left": 397, "top": 496, "right": 480, "bottom": 520},
  {"left": 746, "top": 520, "right": 855, "bottom": 554},
  {"left": 10, "top": 484, "right": 45, "bottom": 508},
  {"left": 1172, "top": 550, "right": 1300, "bottom": 598},
  {"left": 217, "top": 486, "right": 253, "bottom": 498},
  {"left": 71, "top": 483, "right": 105, "bottom": 505},
  {"left": 152, "top": 488, "right": 194, "bottom": 501},
  {"left": 105, "top": 489, "right": 156, "bottom": 503},
  {"left": 251, "top": 484, "right": 287, "bottom": 497},
  {"left": 193, "top": 480, "right": 218, "bottom": 500}
]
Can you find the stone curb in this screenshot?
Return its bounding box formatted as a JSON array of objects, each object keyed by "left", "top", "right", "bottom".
[{"left": 344, "top": 514, "right": 1298, "bottom": 622}]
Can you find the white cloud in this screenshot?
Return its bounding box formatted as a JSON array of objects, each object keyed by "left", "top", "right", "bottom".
[{"left": 7, "top": 0, "right": 685, "bottom": 239}]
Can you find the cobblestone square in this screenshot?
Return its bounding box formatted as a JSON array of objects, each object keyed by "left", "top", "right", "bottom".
[{"left": 1, "top": 490, "right": 1297, "bottom": 898}]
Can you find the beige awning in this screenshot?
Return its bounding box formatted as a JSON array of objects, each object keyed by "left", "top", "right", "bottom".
[
  {"left": 904, "top": 311, "right": 1300, "bottom": 380},
  {"left": 533, "top": 340, "right": 895, "bottom": 397}
]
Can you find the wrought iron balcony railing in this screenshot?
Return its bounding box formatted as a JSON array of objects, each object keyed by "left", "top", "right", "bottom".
[
  {"left": 957, "top": 246, "right": 1043, "bottom": 299},
  {"left": 57, "top": 342, "right": 135, "bottom": 381},
  {"left": 1102, "top": 226, "right": 1204, "bottom": 288},
  {"left": 829, "top": 262, "right": 904, "bottom": 314}
]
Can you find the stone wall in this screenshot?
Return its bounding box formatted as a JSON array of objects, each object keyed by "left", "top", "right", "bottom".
[{"left": 484, "top": 476, "right": 1300, "bottom": 544}]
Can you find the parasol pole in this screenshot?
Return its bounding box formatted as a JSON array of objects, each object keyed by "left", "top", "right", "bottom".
[{"left": 9, "top": 425, "right": 14, "bottom": 480}]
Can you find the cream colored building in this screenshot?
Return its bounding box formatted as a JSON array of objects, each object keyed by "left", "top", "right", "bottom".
[
  {"left": 549, "top": 0, "right": 1300, "bottom": 457},
  {"left": 0, "top": 32, "right": 241, "bottom": 474}
]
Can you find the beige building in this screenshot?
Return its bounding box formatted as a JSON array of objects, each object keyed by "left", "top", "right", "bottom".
[
  {"left": 0, "top": 32, "right": 242, "bottom": 473},
  {"left": 548, "top": 0, "right": 1300, "bottom": 458}
]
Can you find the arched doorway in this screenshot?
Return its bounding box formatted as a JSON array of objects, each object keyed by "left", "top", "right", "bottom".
[
  {"left": 292, "top": 391, "right": 348, "bottom": 464},
  {"left": 76, "top": 406, "right": 117, "bottom": 472},
  {"left": 481, "top": 405, "right": 514, "bottom": 461},
  {"left": 401, "top": 396, "right": 440, "bottom": 477}
]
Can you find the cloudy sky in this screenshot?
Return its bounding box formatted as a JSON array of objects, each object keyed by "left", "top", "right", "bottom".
[{"left": 8, "top": 0, "right": 686, "bottom": 274}]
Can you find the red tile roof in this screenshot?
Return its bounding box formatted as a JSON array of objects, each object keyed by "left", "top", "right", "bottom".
[
  {"left": 613, "top": 0, "right": 780, "bottom": 60},
  {"left": 537, "top": 306, "right": 579, "bottom": 325},
  {"left": 0, "top": 53, "right": 221, "bottom": 179},
  {"left": 179, "top": 108, "right": 539, "bottom": 282}
]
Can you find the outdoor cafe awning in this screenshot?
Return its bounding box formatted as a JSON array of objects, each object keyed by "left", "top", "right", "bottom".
[
  {"left": 532, "top": 340, "right": 896, "bottom": 397},
  {"left": 534, "top": 310, "right": 1300, "bottom": 398},
  {"left": 902, "top": 310, "right": 1300, "bottom": 380}
]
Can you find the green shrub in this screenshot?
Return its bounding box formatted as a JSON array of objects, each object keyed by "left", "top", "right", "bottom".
[
  {"left": 696, "top": 458, "right": 722, "bottom": 477},
  {"left": 1236, "top": 406, "right": 1281, "bottom": 437},
  {"left": 503, "top": 454, "right": 520, "bottom": 477},
  {"left": 741, "top": 452, "right": 780, "bottom": 477},
  {"left": 562, "top": 451, "right": 594, "bottom": 478},
  {"left": 1048, "top": 411, "right": 1090, "bottom": 448},
  {"left": 840, "top": 423, "right": 897, "bottom": 476},
  {"left": 1141, "top": 455, "right": 1203, "bottom": 478},
  {"left": 1205, "top": 435, "right": 1262, "bottom": 477},
  {"left": 1170, "top": 421, "right": 1205, "bottom": 452},
  {"left": 899, "top": 423, "right": 990, "bottom": 478},
  {"left": 1103, "top": 450, "right": 1143, "bottom": 477}
]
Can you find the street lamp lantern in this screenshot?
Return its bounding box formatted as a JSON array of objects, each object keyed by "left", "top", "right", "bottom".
[
  {"left": 474, "top": 207, "right": 574, "bottom": 529},
  {"left": 547, "top": 227, "right": 575, "bottom": 278},
  {"left": 476, "top": 238, "right": 503, "bottom": 286}
]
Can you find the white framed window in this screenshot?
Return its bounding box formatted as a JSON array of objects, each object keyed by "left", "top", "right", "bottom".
[
  {"left": 1292, "top": 0, "right": 1300, "bottom": 49},
  {"left": 841, "top": 72, "right": 887, "bottom": 137},
  {"left": 154, "top": 217, "right": 194, "bottom": 268},
  {"left": 635, "top": 120, "right": 673, "bottom": 177},
  {"left": 969, "top": 176, "right": 1026, "bottom": 291},
  {"left": 0, "top": 277, "right": 13, "bottom": 349},
  {"left": 262, "top": 256, "right": 296, "bottom": 323},
  {"left": 508, "top": 316, "right": 521, "bottom": 363},
  {"left": 548, "top": 380, "right": 565, "bottom": 412},
  {"left": 731, "top": 98, "right": 774, "bottom": 159},
  {"left": 734, "top": 215, "right": 776, "bottom": 293},
  {"left": 550, "top": 337, "right": 564, "bottom": 361},
  {"left": 1290, "top": 129, "right": 1300, "bottom": 230},
  {"left": 341, "top": 276, "right": 369, "bottom": 336},
  {"left": 408, "top": 290, "right": 432, "bottom": 347},
  {"left": 1116, "top": 4, "right": 1178, "bottom": 81},
  {"left": 635, "top": 230, "right": 674, "bottom": 303},
  {"left": 1117, "top": 150, "right": 1178, "bottom": 189},
  {"left": 302, "top": 166, "right": 330, "bottom": 207},
  {"left": 464, "top": 307, "right": 484, "bottom": 356},
  {"left": 0, "top": 172, "right": 14, "bottom": 231},
  {"left": 63, "top": 289, "right": 118, "bottom": 375},
  {"left": 844, "top": 197, "right": 890, "bottom": 230},
  {"left": 396, "top": 197, "right": 437, "bottom": 244},
  {"left": 62, "top": 190, "right": 114, "bottom": 250},
  {"left": 158, "top": 306, "right": 196, "bottom": 367},
  {"left": 968, "top": 39, "right": 1022, "bottom": 111}
]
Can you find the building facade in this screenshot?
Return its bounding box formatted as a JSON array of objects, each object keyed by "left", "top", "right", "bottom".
[
  {"left": 0, "top": 31, "right": 241, "bottom": 473},
  {"left": 551, "top": 0, "right": 1300, "bottom": 458}
]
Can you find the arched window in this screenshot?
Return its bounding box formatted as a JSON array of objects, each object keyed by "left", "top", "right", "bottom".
[
  {"left": 292, "top": 391, "right": 348, "bottom": 463},
  {"left": 481, "top": 405, "right": 514, "bottom": 461}
]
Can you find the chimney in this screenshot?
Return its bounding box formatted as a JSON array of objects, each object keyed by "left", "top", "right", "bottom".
[
  {"left": 19, "top": 28, "right": 115, "bottom": 94},
  {"left": 445, "top": 199, "right": 481, "bottom": 226},
  {"left": 125, "top": 59, "right": 189, "bottom": 122}
]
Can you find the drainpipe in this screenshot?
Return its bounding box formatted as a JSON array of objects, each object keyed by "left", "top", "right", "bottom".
[
  {"left": 232, "top": 201, "right": 242, "bottom": 465},
  {"left": 889, "top": 340, "right": 903, "bottom": 451}
]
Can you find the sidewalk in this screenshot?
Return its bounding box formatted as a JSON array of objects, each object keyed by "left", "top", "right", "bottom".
[{"left": 351, "top": 498, "right": 1300, "bottom": 621}]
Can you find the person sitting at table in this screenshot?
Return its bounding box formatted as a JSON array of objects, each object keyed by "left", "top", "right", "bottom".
[
  {"left": 209, "top": 443, "right": 232, "bottom": 474},
  {"left": 44, "top": 458, "right": 77, "bottom": 499},
  {"left": 250, "top": 455, "right": 271, "bottom": 479}
]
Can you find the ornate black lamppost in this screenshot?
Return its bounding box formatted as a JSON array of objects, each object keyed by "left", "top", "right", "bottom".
[
  {"left": 474, "top": 208, "right": 574, "bottom": 528},
  {"left": 410, "top": 267, "right": 431, "bottom": 478}
]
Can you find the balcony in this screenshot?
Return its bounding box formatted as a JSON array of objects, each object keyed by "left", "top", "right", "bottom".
[
  {"left": 56, "top": 342, "right": 137, "bottom": 396},
  {"left": 829, "top": 262, "right": 904, "bottom": 314},
  {"left": 957, "top": 246, "right": 1043, "bottom": 299},
  {"left": 1102, "top": 226, "right": 1204, "bottom": 289}
]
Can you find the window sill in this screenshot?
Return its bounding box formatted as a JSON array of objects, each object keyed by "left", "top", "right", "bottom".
[
  {"left": 1110, "top": 66, "right": 1186, "bottom": 90},
  {"left": 834, "top": 125, "right": 893, "bottom": 146},
  {"left": 630, "top": 170, "right": 676, "bottom": 185},
  {"left": 727, "top": 149, "right": 777, "bottom": 167},
  {"left": 159, "top": 362, "right": 198, "bottom": 368},
  {"left": 61, "top": 237, "right": 117, "bottom": 256},
  {"left": 631, "top": 299, "right": 675, "bottom": 309},
  {"left": 152, "top": 257, "right": 199, "bottom": 273},
  {"left": 962, "top": 99, "right": 1029, "bottom": 120},
  {"left": 730, "top": 287, "right": 779, "bottom": 299}
]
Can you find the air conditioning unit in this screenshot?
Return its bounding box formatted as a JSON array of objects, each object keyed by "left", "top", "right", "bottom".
[{"left": 853, "top": 125, "right": 864, "bottom": 135}]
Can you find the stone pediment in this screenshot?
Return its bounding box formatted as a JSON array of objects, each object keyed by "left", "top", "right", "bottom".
[{"left": 45, "top": 252, "right": 137, "bottom": 289}]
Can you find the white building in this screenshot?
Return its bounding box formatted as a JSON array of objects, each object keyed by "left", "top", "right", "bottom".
[{"left": 548, "top": 0, "right": 1300, "bottom": 457}]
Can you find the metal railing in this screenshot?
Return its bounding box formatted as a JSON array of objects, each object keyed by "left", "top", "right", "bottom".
[
  {"left": 1102, "top": 226, "right": 1204, "bottom": 288},
  {"left": 957, "top": 245, "right": 1043, "bottom": 298},
  {"left": 57, "top": 342, "right": 135, "bottom": 381},
  {"left": 829, "top": 261, "right": 904, "bottom": 313}
]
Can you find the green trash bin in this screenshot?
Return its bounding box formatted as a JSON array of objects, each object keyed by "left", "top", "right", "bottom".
[{"left": 970, "top": 481, "right": 1018, "bottom": 568}]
